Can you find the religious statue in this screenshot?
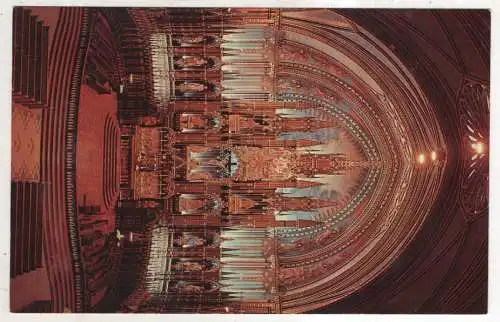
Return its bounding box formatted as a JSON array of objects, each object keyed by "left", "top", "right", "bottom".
[
  {"left": 174, "top": 56, "right": 214, "bottom": 69},
  {"left": 177, "top": 82, "right": 207, "bottom": 93},
  {"left": 175, "top": 81, "right": 220, "bottom": 98},
  {"left": 172, "top": 259, "right": 219, "bottom": 272},
  {"left": 173, "top": 234, "right": 207, "bottom": 248},
  {"left": 174, "top": 35, "right": 219, "bottom": 46},
  {"left": 173, "top": 232, "right": 221, "bottom": 248},
  {"left": 173, "top": 281, "right": 220, "bottom": 294},
  {"left": 179, "top": 34, "right": 205, "bottom": 44}
]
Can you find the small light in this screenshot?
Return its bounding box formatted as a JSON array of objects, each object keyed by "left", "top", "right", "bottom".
[
  {"left": 431, "top": 151, "right": 437, "bottom": 161},
  {"left": 472, "top": 142, "right": 485, "bottom": 155},
  {"left": 417, "top": 154, "right": 426, "bottom": 164},
  {"left": 224, "top": 307, "right": 230, "bottom": 313}
]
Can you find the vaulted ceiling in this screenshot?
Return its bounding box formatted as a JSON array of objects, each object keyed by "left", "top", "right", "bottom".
[
  {"left": 125, "top": 8, "right": 489, "bottom": 312},
  {"left": 310, "top": 9, "right": 489, "bottom": 313}
]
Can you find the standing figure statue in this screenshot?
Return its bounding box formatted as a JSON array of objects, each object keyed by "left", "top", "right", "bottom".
[
  {"left": 172, "top": 259, "right": 219, "bottom": 272},
  {"left": 174, "top": 56, "right": 214, "bottom": 69},
  {"left": 176, "top": 81, "right": 208, "bottom": 93},
  {"left": 174, "top": 35, "right": 219, "bottom": 46},
  {"left": 173, "top": 234, "right": 207, "bottom": 248}
]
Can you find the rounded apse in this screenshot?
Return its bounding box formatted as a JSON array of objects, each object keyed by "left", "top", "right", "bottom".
[{"left": 271, "top": 9, "right": 447, "bottom": 312}]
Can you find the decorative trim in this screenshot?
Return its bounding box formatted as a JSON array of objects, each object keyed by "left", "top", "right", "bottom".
[{"left": 65, "top": 8, "right": 92, "bottom": 312}]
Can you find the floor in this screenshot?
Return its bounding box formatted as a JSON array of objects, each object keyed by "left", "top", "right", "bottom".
[
  {"left": 76, "top": 84, "right": 120, "bottom": 234},
  {"left": 76, "top": 84, "right": 121, "bottom": 305}
]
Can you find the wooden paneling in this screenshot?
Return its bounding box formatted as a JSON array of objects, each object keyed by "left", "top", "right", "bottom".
[{"left": 10, "top": 181, "right": 44, "bottom": 278}]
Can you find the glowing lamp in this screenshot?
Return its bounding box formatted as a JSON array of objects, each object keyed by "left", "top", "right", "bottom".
[
  {"left": 417, "top": 154, "right": 426, "bottom": 164},
  {"left": 472, "top": 142, "right": 485, "bottom": 155}
]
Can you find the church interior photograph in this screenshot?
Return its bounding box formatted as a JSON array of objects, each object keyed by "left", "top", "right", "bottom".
[{"left": 9, "top": 7, "right": 489, "bottom": 313}]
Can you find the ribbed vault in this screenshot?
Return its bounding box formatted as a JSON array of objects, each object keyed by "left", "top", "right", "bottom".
[{"left": 271, "top": 10, "right": 447, "bottom": 312}]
